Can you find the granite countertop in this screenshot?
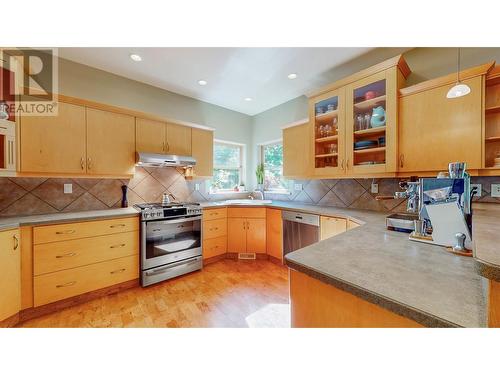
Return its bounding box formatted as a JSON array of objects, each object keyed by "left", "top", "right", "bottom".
[
  {"left": 472, "top": 203, "right": 500, "bottom": 281},
  {"left": 204, "top": 200, "right": 488, "bottom": 327},
  {"left": 0, "top": 207, "right": 139, "bottom": 231}
]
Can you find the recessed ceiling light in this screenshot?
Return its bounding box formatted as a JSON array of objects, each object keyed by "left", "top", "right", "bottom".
[
  {"left": 198, "top": 80, "right": 207, "bottom": 86},
  {"left": 288, "top": 73, "right": 298, "bottom": 79},
  {"left": 244, "top": 97, "right": 252, "bottom": 102},
  {"left": 129, "top": 54, "right": 142, "bottom": 62}
]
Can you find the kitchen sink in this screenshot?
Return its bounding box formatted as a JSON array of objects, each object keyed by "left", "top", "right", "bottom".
[{"left": 224, "top": 199, "right": 272, "bottom": 205}]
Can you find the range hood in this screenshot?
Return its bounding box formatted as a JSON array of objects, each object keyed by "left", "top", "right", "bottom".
[{"left": 136, "top": 152, "right": 196, "bottom": 168}]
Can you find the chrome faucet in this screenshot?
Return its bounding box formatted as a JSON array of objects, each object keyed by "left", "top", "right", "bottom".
[{"left": 254, "top": 190, "right": 264, "bottom": 200}]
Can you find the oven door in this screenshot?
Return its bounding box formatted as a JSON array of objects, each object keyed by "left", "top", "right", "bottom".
[{"left": 141, "top": 215, "right": 202, "bottom": 270}]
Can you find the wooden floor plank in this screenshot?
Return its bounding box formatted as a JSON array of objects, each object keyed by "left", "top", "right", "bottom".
[{"left": 17, "top": 260, "right": 290, "bottom": 328}]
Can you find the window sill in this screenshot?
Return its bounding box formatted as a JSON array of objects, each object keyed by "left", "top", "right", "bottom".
[
  {"left": 208, "top": 190, "right": 249, "bottom": 195},
  {"left": 264, "top": 190, "right": 291, "bottom": 195}
]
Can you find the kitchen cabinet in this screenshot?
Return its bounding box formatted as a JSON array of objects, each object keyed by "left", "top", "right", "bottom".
[
  {"left": 86, "top": 108, "right": 136, "bottom": 176},
  {"left": 202, "top": 207, "right": 227, "bottom": 261},
  {"left": 320, "top": 216, "right": 347, "bottom": 240},
  {"left": 227, "top": 208, "right": 266, "bottom": 254},
  {"left": 283, "top": 123, "right": 311, "bottom": 178},
  {"left": 0, "top": 228, "right": 20, "bottom": 322},
  {"left": 266, "top": 208, "right": 283, "bottom": 261},
  {"left": 136, "top": 118, "right": 166, "bottom": 153},
  {"left": 347, "top": 220, "right": 360, "bottom": 230},
  {"left": 167, "top": 122, "right": 192, "bottom": 155},
  {"left": 20, "top": 102, "right": 86, "bottom": 174},
  {"left": 399, "top": 76, "right": 483, "bottom": 172},
  {"left": 310, "top": 88, "right": 346, "bottom": 176},
  {"left": 485, "top": 66, "right": 500, "bottom": 171},
  {"left": 191, "top": 128, "right": 214, "bottom": 177}
]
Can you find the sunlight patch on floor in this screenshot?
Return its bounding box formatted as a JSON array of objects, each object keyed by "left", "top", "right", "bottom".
[{"left": 245, "top": 303, "right": 291, "bottom": 328}]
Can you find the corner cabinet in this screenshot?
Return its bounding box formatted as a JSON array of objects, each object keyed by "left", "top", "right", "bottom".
[
  {"left": 191, "top": 128, "right": 214, "bottom": 177},
  {"left": 308, "top": 55, "right": 410, "bottom": 177},
  {"left": 283, "top": 122, "right": 311, "bottom": 178}
]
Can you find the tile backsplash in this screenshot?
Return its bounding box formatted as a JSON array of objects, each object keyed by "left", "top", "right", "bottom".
[
  {"left": 0, "top": 170, "right": 499, "bottom": 217},
  {"left": 265, "top": 176, "right": 500, "bottom": 212},
  {"left": 0, "top": 167, "right": 246, "bottom": 217}
]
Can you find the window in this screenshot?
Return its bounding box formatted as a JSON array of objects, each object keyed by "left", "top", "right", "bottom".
[
  {"left": 261, "top": 141, "right": 287, "bottom": 192},
  {"left": 211, "top": 141, "right": 244, "bottom": 191}
]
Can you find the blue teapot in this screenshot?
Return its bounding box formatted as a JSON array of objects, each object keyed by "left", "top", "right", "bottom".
[{"left": 370, "top": 106, "right": 386, "bottom": 127}]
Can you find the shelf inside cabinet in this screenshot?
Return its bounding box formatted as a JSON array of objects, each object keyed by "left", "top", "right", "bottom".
[
  {"left": 486, "top": 105, "right": 500, "bottom": 114},
  {"left": 354, "top": 95, "right": 386, "bottom": 111},
  {"left": 315, "top": 109, "right": 338, "bottom": 123},
  {"left": 353, "top": 126, "right": 386, "bottom": 137},
  {"left": 315, "top": 153, "right": 338, "bottom": 158},
  {"left": 353, "top": 146, "right": 386, "bottom": 155},
  {"left": 315, "top": 135, "right": 338, "bottom": 143},
  {"left": 485, "top": 136, "right": 500, "bottom": 142}
]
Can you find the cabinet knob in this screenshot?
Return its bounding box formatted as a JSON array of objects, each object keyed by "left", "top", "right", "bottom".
[
  {"left": 400, "top": 154, "right": 404, "bottom": 168},
  {"left": 56, "top": 281, "right": 76, "bottom": 288},
  {"left": 13, "top": 234, "right": 19, "bottom": 250},
  {"left": 87, "top": 157, "right": 92, "bottom": 170},
  {"left": 80, "top": 157, "right": 85, "bottom": 170},
  {"left": 56, "top": 252, "right": 77, "bottom": 258},
  {"left": 110, "top": 268, "right": 126, "bottom": 274},
  {"left": 56, "top": 229, "right": 76, "bottom": 235}
]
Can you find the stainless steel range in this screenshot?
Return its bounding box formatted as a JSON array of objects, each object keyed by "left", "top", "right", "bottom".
[{"left": 134, "top": 202, "right": 203, "bottom": 287}]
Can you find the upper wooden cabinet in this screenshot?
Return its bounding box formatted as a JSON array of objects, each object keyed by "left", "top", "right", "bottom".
[
  {"left": 307, "top": 55, "right": 410, "bottom": 178},
  {"left": 86, "top": 108, "right": 136, "bottom": 176},
  {"left": 399, "top": 74, "right": 487, "bottom": 173},
  {"left": 167, "top": 122, "right": 192, "bottom": 155},
  {"left": 485, "top": 66, "right": 500, "bottom": 171},
  {"left": 283, "top": 123, "right": 311, "bottom": 178},
  {"left": 0, "top": 228, "right": 20, "bottom": 322},
  {"left": 20, "top": 102, "right": 86, "bottom": 174},
  {"left": 191, "top": 128, "right": 213, "bottom": 177},
  {"left": 135, "top": 118, "right": 166, "bottom": 153}
]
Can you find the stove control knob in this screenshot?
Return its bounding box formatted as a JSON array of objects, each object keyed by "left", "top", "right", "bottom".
[{"left": 143, "top": 212, "right": 150, "bottom": 219}]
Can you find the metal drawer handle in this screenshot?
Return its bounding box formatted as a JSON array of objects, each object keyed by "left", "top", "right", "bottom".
[
  {"left": 13, "top": 235, "right": 19, "bottom": 250},
  {"left": 56, "top": 281, "right": 76, "bottom": 288},
  {"left": 110, "top": 224, "right": 126, "bottom": 228},
  {"left": 56, "top": 252, "right": 77, "bottom": 258},
  {"left": 110, "top": 243, "right": 126, "bottom": 248},
  {"left": 56, "top": 230, "right": 76, "bottom": 235},
  {"left": 110, "top": 268, "right": 126, "bottom": 274},
  {"left": 210, "top": 227, "right": 218, "bottom": 231}
]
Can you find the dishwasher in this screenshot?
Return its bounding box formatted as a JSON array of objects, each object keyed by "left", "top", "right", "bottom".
[{"left": 282, "top": 211, "right": 320, "bottom": 256}]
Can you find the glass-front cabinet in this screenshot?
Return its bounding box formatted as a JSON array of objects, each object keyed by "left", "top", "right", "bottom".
[{"left": 310, "top": 88, "right": 345, "bottom": 176}]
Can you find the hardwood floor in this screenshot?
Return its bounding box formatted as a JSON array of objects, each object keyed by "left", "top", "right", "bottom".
[{"left": 18, "top": 260, "right": 290, "bottom": 328}]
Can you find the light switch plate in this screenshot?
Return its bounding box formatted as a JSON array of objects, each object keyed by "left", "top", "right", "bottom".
[
  {"left": 491, "top": 184, "right": 500, "bottom": 198},
  {"left": 294, "top": 183, "right": 303, "bottom": 191},
  {"left": 195, "top": 183, "right": 200, "bottom": 191},
  {"left": 63, "top": 184, "right": 72, "bottom": 194},
  {"left": 371, "top": 183, "right": 379, "bottom": 194},
  {"left": 471, "top": 184, "right": 482, "bottom": 197}
]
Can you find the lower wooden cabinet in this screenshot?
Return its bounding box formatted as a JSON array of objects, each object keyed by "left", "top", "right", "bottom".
[
  {"left": 34, "top": 255, "right": 139, "bottom": 306},
  {"left": 0, "top": 228, "right": 20, "bottom": 322},
  {"left": 266, "top": 208, "right": 283, "bottom": 261},
  {"left": 202, "top": 208, "right": 227, "bottom": 260},
  {"left": 227, "top": 216, "right": 266, "bottom": 254},
  {"left": 203, "top": 236, "right": 227, "bottom": 259},
  {"left": 320, "top": 216, "right": 347, "bottom": 240},
  {"left": 203, "top": 218, "right": 227, "bottom": 240}
]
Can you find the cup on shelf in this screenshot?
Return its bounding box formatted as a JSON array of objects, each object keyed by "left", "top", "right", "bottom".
[
  {"left": 364, "top": 113, "right": 372, "bottom": 129},
  {"left": 316, "top": 106, "right": 325, "bottom": 115},
  {"left": 355, "top": 114, "right": 364, "bottom": 131},
  {"left": 327, "top": 104, "right": 336, "bottom": 112}
]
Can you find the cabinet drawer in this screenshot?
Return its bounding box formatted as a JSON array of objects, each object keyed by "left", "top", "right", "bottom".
[
  {"left": 203, "top": 236, "right": 227, "bottom": 258},
  {"left": 34, "top": 255, "right": 139, "bottom": 306},
  {"left": 34, "top": 216, "right": 139, "bottom": 244},
  {"left": 228, "top": 207, "right": 266, "bottom": 218},
  {"left": 203, "top": 208, "right": 227, "bottom": 221},
  {"left": 203, "top": 218, "right": 227, "bottom": 240},
  {"left": 34, "top": 231, "right": 139, "bottom": 276}
]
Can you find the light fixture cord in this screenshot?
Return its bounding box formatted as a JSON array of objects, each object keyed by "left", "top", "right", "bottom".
[{"left": 457, "top": 47, "right": 461, "bottom": 83}]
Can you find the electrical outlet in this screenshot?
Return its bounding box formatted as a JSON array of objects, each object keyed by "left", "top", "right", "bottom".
[
  {"left": 491, "top": 184, "right": 500, "bottom": 198},
  {"left": 294, "top": 183, "right": 303, "bottom": 191},
  {"left": 63, "top": 184, "right": 72, "bottom": 194},
  {"left": 471, "top": 184, "right": 482, "bottom": 198},
  {"left": 195, "top": 183, "right": 200, "bottom": 191},
  {"left": 371, "top": 183, "right": 379, "bottom": 194}
]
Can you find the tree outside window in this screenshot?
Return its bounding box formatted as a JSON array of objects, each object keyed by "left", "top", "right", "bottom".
[
  {"left": 211, "top": 141, "right": 243, "bottom": 191},
  {"left": 262, "top": 142, "right": 287, "bottom": 191}
]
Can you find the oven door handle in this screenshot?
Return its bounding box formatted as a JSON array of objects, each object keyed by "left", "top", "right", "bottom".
[
  {"left": 156, "top": 216, "right": 202, "bottom": 225},
  {"left": 145, "top": 257, "right": 201, "bottom": 276}
]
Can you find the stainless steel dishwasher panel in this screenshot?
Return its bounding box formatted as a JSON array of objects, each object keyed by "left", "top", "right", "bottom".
[{"left": 282, "top": 211, "right": 320, "bottom": 256}]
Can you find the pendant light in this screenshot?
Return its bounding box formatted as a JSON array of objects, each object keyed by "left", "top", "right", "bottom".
[{"left": 447, "top": 48, "right": 471, "bottom": 99}]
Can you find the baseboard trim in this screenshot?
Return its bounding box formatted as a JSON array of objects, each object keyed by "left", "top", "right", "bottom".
[
  {"left": 203, "top": 253, "right": 227, "bottom": 265},
  {"left": 268, "top": 255, "right": 285, "bottom": 266},
  {"left": 0, "top": 312, "right": 20, "bottom": 328},
  {"left": 18, "top": 279, "right": 139, "bottom": 324}
]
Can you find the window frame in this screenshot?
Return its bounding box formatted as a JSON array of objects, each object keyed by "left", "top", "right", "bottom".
[
  {"left": 260, "top": 139, "right": 289, "bottom": 193},
  {"left": 211, "top": 140, "right": 245, "bottom": 192}
]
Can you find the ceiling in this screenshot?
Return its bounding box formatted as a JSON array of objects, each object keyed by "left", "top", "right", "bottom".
[{"left": 58, "top": 47, "right": 373, "bottom": 116}]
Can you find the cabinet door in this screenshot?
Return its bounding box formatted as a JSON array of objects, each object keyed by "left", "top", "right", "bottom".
[
  {"left": 86, "top": 108, "right": 136, "bottom": 176},
  {"left": 20, "top": 102, "right": 86, "bottom": 173},
  {"left": 310, "top": 88, "right": 346, "bottom": 176},
  {"left": 192, "top": 128, "right": 213, "bottom": 177},
  {"left": 0, "top": 229, "right": 20, "bottom": 321},
  {"left": 136, "top": 118, "right": 166, "bottom": 153},
  {"left": 399, "top": 76, "right": 483, "bottom": 172},
  {"left": 166, "top": 123, "right": 192, "bottom": 155},
  {"left": 320, "top": 216, "right": 347, "bottom": 240},
  {"left": 346, "top": 69, "right": 396, "bottom": 174},
  {"left": 283, "top": 123, "right": 311, "bottom": 178},
  {"left": 246, "top": 218, "right": 266, "bottom": 253},
  {"left": 227, "top": 218, "right": 247, "bottom": 253},
  {"left": 266, "top": 208, "right": 283, "bottom": 260}
]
